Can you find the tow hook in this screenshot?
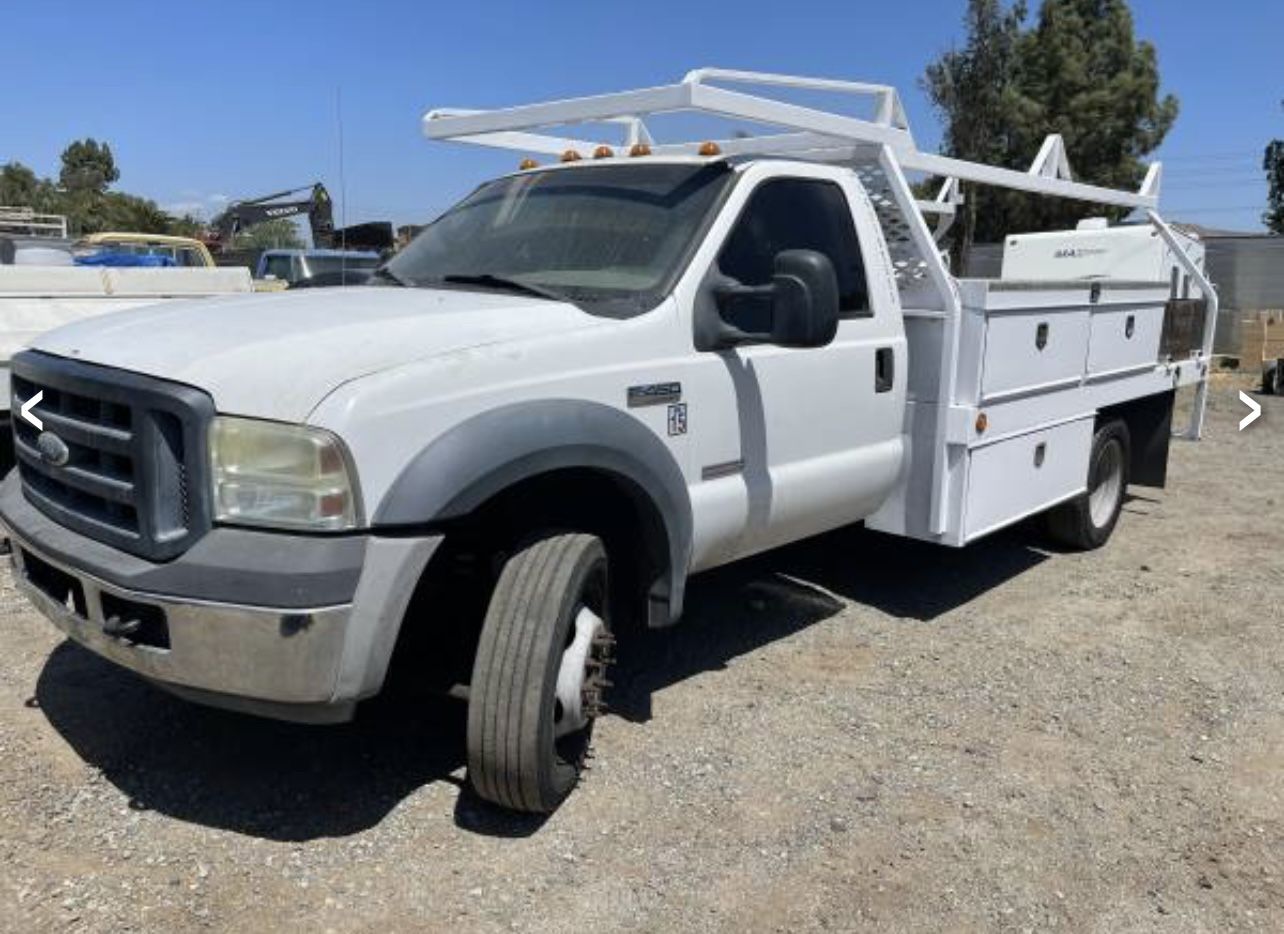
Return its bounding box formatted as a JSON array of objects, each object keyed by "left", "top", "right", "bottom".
[{"left": 102, "top": 615, "right": 142, "bottom": 639}]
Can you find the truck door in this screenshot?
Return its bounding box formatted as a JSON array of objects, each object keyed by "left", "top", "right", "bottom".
[{"left": 686, "top": 171, "right": 906, "bottom": 566}]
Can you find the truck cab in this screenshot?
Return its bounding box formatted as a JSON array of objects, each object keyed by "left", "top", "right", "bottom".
[
  {"left": 0, "top": 70, "right": 1216, "bottom": 816},
  {"left": 78, "top": 232, "right": 215, "bottom": 268},
  {"left": 256, "top": 249, "right": 381, "bottom": 288}
]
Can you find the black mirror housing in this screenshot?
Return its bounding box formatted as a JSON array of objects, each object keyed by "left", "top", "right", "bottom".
[
  {"left": 768, "top": 249, "right": 839, "bottom": 347},
  {"left": 705, "top": 249, "right": 840, "bottom": 350}
]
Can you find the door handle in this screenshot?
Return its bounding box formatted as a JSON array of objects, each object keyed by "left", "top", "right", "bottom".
[{"left": 875, "top": 347, "right": 894, "bottom": 393}]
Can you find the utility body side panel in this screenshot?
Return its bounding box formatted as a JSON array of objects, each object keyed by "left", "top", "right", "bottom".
[
  {"left": 868, "top": 280, "right": 1206, "bottom": 545},
  {"left": 963, "top": 416, "right": 1093, "bottom": 540},
  {"left": 980, "top": 308, "right": 1090, "bottom": 401}
]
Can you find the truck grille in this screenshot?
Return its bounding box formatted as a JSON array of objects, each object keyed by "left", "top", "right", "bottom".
[{"left": 10, "top": 351, "right": 214, "bottom": 561}]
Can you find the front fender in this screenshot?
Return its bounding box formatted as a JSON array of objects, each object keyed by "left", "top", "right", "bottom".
[{"left": 373, "top": 400, "right": 692, "bottom": 623}]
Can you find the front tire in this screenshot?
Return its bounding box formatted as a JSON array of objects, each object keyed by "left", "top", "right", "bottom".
[
  {"left": 466, "top": 532, "right": 613, "bottom": 813},
  {"left": 1046, "top": 420, "right": 1130, "bottom": 550}
]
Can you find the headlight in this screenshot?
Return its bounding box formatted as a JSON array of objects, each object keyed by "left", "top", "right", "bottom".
[{"left": 209, "top": 417, "right": 361, "bottom": 531}]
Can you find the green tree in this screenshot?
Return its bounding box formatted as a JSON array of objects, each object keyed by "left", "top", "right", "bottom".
[
  {"left": 921, "top": 0, "right": 1029, "bottom": 267},
  {"left": 231, "top": 217, "right": 305, "bottom": 250},
  {"left": 1, "top": 162, "right": 41, "bottom": 205},
  {"left": 58, "top": 189, "right": 109, "bottom": 235},
  {"left": 168, "top": 213, "right": 207, "bottom": 238},
  {"left": 58, "top": 138, "right": 120, "bottom": 193},
  {"left": 923, "top": 0, "right": 1179, "bottom": 257},
  {"left": 1265, "top": 104, "right": 1284, "bottom": 234},
  {"left": 102, "top": 193, "right": 176, "bottom": 234},
  {"left": 1006, "top": 0, "right": 1178, "bottom": 233},
  {"left": 4, "top": 138, "right": 249, "bottom": 242},
  {"left": 0, "top": 162, "right": 60, "bottom": 213}
]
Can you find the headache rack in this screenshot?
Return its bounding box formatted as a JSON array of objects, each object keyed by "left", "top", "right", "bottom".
[
  {"left": 422, "top": 69, "right": 1216, "bottom": 534},
  {"left": 0, "top": 206, "right": 69, "bottom": 240}
]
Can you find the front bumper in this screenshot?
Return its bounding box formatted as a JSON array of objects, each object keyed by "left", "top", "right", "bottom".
[{"left": 1, "top": 475, "right": 441, "bottom": 723}]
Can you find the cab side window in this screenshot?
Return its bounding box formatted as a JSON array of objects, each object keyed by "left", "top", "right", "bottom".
[
  {"left": 718, "top": 179, "right": 870, "bottom": 319},
  {"left": 263, "top": 255, "right": 293, "bottom": 281}
]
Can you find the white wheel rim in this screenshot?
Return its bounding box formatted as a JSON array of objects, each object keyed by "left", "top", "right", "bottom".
[
  {"left": 1088, "top": 440, "right": 1123, "bottom": 528},
  {"left": 554, "top": 606, "right": 604, "bottom": 739}
]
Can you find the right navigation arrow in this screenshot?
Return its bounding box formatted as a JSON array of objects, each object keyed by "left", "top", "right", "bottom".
[{"left": 1239, "top": 391, "right": 1261, "bottom": 431}]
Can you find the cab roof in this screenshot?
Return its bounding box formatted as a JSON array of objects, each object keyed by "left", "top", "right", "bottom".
[{"left": 80, "top": 232, "right": 208, "bottom": 248}]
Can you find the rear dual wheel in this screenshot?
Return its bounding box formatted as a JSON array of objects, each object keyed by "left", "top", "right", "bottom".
[
  {"left": 466, "top": 531, "right": 615, "bottom": 813},
  {"left": 1046, "top": 420, "right": 1130, "bottom": 550}
]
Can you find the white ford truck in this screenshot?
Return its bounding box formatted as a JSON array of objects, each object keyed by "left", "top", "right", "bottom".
[{"left": 0, "top": 71, "right": 1216, "bottom": 813}]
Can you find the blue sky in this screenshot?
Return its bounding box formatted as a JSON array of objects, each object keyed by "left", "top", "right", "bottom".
[{"left": 3, "top": 0, "right": 1279, "bottom": 232}]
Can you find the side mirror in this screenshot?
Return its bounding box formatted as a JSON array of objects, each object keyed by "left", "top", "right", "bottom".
[{"left": 710, "top": 249, "right": 840, "bottom": 349}]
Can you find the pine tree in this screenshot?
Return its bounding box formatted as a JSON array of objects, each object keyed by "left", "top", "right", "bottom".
[
  {"left": 1003, "top": 0, "right": 1178, "bottom": 235},
  {"left": 922, "top": 0, "right": 1029, "bottom": 268},
  {"left": 923, "top": 0, "right": 1179, "bottom": 256},
  {"left": 1265, "top": 109, "right": 1284, "bottom": 234}
]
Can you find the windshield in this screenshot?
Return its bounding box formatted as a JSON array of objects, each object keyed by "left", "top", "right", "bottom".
[
  {"left": 302, "top": 255, "right": 379, "bottom": 278},
  {"left": 384, "top": 162, "right": 733, "bottom": 317}
]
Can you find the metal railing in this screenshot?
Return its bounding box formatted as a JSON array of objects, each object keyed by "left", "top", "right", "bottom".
[{"left": 0, "top": 206, "right": 69, "bottom": 239}]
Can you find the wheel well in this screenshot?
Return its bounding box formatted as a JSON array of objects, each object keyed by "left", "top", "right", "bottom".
[
  {"left": 383, "top": 468, "right": 670, "bottom": 695},
  {"left": 1098, "top": 390, "right": 1174, "bottom": 488},
  {"left": 454, "top": 467, "right": 669, "bottom": 613}
]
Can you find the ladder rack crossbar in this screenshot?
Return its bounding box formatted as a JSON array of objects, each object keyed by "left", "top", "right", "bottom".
[{"left": 422, "top": 68, "right": 1160, "bottom": 211}]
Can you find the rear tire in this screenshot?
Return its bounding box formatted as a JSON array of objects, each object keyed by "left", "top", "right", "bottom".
[
  {"left": 0, "top": 420, "right": 15, "bottom": 477},
  {"left": 1046, "top": 420, "right": 1130, "bottom": 550},
  {"left": 466, "top": 531, "right": 613, "bottom": 813}
]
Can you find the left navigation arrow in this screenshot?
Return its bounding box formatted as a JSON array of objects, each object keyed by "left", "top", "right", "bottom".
[{"left": 20, "top": 390, "right": 43, "bottom": 430}]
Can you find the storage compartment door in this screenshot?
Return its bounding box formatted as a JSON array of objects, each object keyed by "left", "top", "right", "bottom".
[
  {"left": 980, "top": 310, "right": 1090, "bottom": 402},
  {"left": 964, "top": 417, "right": 1094, "bottom": 541},
  {"left": 1088, "top": 304, "right": 1165, "bottom": 376}
]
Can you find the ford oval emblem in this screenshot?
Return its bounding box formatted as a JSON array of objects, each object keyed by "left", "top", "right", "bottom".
[{"left": 36, "top": 431, "right": 70, "bottom": 467}]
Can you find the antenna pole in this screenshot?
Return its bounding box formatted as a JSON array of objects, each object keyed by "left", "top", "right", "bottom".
[{"left": 336, "top": 86, "right": 349, "bottom": 269}]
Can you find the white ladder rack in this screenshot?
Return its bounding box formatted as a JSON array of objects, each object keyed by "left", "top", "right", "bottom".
[{"left": 423, "top": 67, "right": 1161, "bottom": 214}]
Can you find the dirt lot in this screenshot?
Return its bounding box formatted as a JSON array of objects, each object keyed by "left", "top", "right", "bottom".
[{"left": 0, "top": 377, "right": 1280, "bottom": 933}]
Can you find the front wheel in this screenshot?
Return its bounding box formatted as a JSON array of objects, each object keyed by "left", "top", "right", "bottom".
[
  {"left": 466, "top": 531, "right": 615, "bottom": 813},
  {"left": 1046, "top": 420, "right": 1130, "bottom": 550}
]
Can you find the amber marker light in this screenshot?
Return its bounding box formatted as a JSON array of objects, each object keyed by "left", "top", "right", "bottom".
[
  {"left": 560, "top": 150, "right": 583, "bottom": 163},
  {"left": 518, "top": 158, "right": 539, "bottom": 170},
  {"left": 975, "top": 412, "right": 989, "bottom": 434},
  {"left": 629, "top": 143, "right": 652, "bottom": 157},
  {"left": 698, "top": 141, "right": 722, "bottom": 156},
  {"left": 593, "top": 145, "right": 614, "bottom": 159}
]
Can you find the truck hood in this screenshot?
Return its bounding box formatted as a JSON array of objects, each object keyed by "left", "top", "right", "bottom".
[{"left": 29, "top": 286, "right": 604, "bottom": 421}]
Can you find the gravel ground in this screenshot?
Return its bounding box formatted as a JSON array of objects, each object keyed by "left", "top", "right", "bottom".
[{"left": 0, "top": 376, "right": 1280, "bottom": 933}]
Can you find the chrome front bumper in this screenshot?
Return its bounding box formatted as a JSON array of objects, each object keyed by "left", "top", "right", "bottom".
[
  {"left": 8, "top": 530, "right": 357, "bottom": 720},
  {"left": 1, "top": 498, "right": 443, "bottom": 725}
]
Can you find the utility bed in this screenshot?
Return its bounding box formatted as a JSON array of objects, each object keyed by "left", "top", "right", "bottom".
[{"left": 870, "top": 279, "right": 1201, "bottom": 544}]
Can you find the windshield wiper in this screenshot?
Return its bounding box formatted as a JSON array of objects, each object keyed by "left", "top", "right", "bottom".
[
  {"left": 438, "top": 273, "right": 568, "bottom": 303},
  {"left": 371, "top": 266, "right": 412, "bottom": 287}
]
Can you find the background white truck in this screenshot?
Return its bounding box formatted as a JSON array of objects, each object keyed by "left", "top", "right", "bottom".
[
  {"left": 0, "top": 262, "right": 253, "bottom": 472},
  {"left": 0, "top": 70, "right": 1215, "bottom": 814}
]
